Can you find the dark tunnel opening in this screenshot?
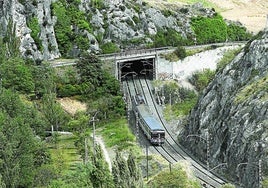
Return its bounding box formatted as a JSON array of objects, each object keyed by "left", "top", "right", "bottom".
[{"left": 119, "top": 58, "right": 154, "bottom": 81}]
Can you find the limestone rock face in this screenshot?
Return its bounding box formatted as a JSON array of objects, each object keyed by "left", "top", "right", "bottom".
[
  {"left": 179, "top": 30, "right": 268, "bottom": 187},
  {"left": 36, "top": 0, "right": 60, "bottom": 60},
  {"left": 0, "top": 0, "right": 60, "bottom": 60},
  {"left": 0, "top": 0, "right": 216, "bottom": 60}
]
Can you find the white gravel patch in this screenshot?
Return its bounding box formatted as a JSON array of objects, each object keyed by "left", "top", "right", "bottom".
[
  {"left": 173, "top": 46, "right": 238, "bottom": 80},
  {"left": 157, "top": 46, "right": 241, "bottom": 88}
]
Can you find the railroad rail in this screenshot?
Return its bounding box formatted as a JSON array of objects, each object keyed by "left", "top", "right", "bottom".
[{"left": 124, "top": 76, "right": 227, "bottom": 188}]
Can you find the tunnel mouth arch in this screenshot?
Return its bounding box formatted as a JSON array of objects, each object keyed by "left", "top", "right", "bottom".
[{"left": 117, "top": 58, "right": 155, "bottom": 81}]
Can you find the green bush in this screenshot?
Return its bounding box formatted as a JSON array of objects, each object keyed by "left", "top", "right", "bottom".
[
  {"left": 174, "top": 46, "right": 187, "bottom": 59},
  {"left": 27, "top": 17, "right": 43, "bottom": 51},
  {"left": 191, "top": 15, "right": 252, "bottom": 44},
  {"left": 191, "top": 15, "right": 227, "bottom": 44},
  {"left": 57, "top": 84, "right": 81, "bottom": 97},
  {"left": 0, "top": 57, "right": 35, "bottom": 93},
  {"left": 189, "top": 69, "right": 215, "bottom": 92},
  {"left": 227, "top": 23, "right": 252, "bottom": 41},
  {"left": 51, "top": 1, "right": 72, "bottom": 56},
  {"left": 147, "top": 164, "right": 201, "bottom": 188},
  {"left": 173, "top": 88, "right": 197, "bottom": 116},
  {"left": 100, "top": 42, "right": 120, "bottom": 54},
  {"left": 153, "top": 29, "right": 190, "bottom": 48},
  {"left": 52, "top": 0, "right": 93, "bottom": 57}
]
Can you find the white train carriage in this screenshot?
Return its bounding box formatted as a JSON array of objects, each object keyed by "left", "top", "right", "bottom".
[{"left": 133, "top": 95, "right": 165, "bottom": 145}]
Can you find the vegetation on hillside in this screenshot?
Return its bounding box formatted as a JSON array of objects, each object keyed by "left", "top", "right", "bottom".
[
  {"left": 191, "top": 15, "right": 252, "bottom": 44},
  {"left": 152, "top": 80, "right": 198, "bottom": 120},
  {"left": 51, "top": 0, "right": 91, "bottom": 57},
  {"left": 0, "top": 20, "right": 145, "bottom": 187},
  {"left": 150, "top": 28, "right": 192, "bottom": 48},
  {"left": 216, "top": 48, "right": 242, "bottom": 72},
  {"left": 189, "top": 69, "right": 215, "bottom": 92},
  {"left": 147, "top": 163, "right": 201, "bottom": 188}
]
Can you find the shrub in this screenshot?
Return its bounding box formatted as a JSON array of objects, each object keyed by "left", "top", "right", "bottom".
[
  {"left": 227, "top": 23, "right": 252, "bottom": 41},
  {"left": 191, "top": 15, "right": 252, "bottom": 45},
  {"left": 52, "top": 0, "right": 93, "bottom": 57},
  {"left": 100, "top": 42, "right": 120, "bottom": 54},
  {"left": 189, "top": 69, "right": 215, "bottom": 92},
  {"left": 57, "top": 84, "right": 81, "bottom": 97},
  {"left": 191, "top": 15, "right": 227, "bottom": 44},
  {"left": 147, "top": 164, "right": 201, "bottom": 187},
  {"left": 153, "top": 29, "right": 189, "bottom": 47},
  {"left": 174, "top": 46, "right": 187, "bottom": 59},
  {"left": 27, "top": 17, "right": 43, "bottom": 51}
]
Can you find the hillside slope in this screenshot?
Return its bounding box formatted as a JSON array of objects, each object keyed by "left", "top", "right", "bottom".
[
  {"left": 180, "top": 29, "right": 268, "bottom": 187},
  {"left": 0, "top": 0, "right": 250, "bottom": 61},
  {"left": 208, "top": 0, "right": 267, "bottom": 33},
  {"left": 145, "top": 0, "right": 268, "bottom": 33}
]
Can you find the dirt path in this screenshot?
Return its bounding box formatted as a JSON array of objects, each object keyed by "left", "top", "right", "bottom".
[{"left": 95, "top": 136, "right": 112, "bottom": 172}]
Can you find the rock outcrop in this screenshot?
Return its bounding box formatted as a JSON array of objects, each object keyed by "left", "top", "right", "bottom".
[
  {"left": 0, "top": 0, "right": 216, "bottom": 60},
  {"left": 0, "top": 0, "right": 60, "bottom": 60},
  {"left": 179, "top": 30, "right": 268, "bottom": 187}
]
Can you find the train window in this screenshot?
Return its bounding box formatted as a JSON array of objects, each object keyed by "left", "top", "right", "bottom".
[{"left": 152, "top": 131, "right": 165, "bottom": 138}]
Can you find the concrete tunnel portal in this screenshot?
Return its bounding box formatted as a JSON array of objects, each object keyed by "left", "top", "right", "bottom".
[{"left": 117, "top": 57, "right": 155, "bottom": 81}]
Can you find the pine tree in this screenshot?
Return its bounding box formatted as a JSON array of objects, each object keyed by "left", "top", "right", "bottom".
[
  {"left": 0, "top": 90, "right": 44, "bottom": 187},
  {"left": 91, "top": 145, "right": 114, "bottom": 188},
  {"left": 127, "top": 150, "right": 144, "bottom": 188},
  {"left": 0, "top": 174, "right": 6, "bottom": 188},
  {"left": 112, "top": 150, "right": 131, "bottom": 188},
  {"left": 41, "top": 92, "right": 68, "bottom": 132}
]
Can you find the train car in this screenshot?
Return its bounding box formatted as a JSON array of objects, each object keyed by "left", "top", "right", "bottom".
[{"left": 132, "top": 94, "right": 165, "bottom": 145}]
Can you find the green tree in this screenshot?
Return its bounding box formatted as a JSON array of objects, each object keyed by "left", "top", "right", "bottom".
[
  {"left": 227, "top": 23, "right": 252, "bottom": 41},
  {"left": 67, "top": 112, "right": 88, "bottom": 133},
  {"left": 41, "top": 92, "right": 69, "bottom": 132},
  {"left": 0, "top": 57, "right": 34, "bottom": 93},
  {"left": 0, "top": 174, "right": 6, "bottom": 188},
  {"left": 191, "top": 15, "right": 227, "bottom": 44},
  {"left": 112, "top": 150, "right": 131, "bottom": 188},
  {"left": 127, "top": 150, "right": 143, "bottom": 188},
  {"left": 76, "top": 53, "right": 102, "bottom": 87},
  {"left": 51, "top": 0, "right": 92, "bottom": 56},
  {"left": 0, "top": 89, "right": 48, "bottom": 187},
  {"left": 91, "top": 145, "right": 114, "bottom": 188},
  {"left": 32, "top": 62, "right": 56, "bottom": 98},
  {"left": 27, "top": 16, "right": 42, "bottom": 51}
]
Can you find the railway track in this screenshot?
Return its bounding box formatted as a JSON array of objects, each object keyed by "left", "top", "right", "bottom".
[{"left": 123, "top": 76, "right": 227, "bottom": 188}]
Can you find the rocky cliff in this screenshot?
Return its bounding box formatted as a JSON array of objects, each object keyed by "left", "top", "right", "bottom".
[
  {"left": 179, "top": 30, "right": 268, "bottom": 187},
  {"left": 0, "top": 0, "right": 60, "bottom": 60},
  {"left": 0, "top": 0, "right": 216, "bottom": 60}
]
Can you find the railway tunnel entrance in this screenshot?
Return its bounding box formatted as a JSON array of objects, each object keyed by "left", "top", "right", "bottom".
[{"left": 117, "top": 57, "right": 155, "bottom": 81}]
